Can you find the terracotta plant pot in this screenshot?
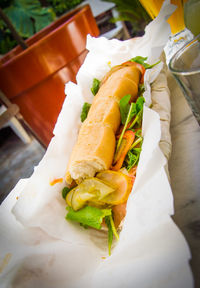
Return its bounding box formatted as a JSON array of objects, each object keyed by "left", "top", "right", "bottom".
[{"left": 0, "top": 4, "right": 99, "bottom": 146}]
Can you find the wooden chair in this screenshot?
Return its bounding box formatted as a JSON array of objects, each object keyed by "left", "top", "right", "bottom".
[{"left": 0, "top": 90, "right": 31, "bottom": 144}]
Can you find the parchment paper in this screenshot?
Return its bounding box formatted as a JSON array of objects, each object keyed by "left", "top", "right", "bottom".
[{"left": 0, "top": 1, "right": 193, "bottom": 287}]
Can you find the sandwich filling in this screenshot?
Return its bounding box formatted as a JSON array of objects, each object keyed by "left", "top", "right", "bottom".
[{"left": 63, "top": 57, "right": 160, "bottom": 254}]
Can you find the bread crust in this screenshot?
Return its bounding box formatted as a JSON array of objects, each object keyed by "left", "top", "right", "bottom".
[
  {"left": 95, "top": 66, "right": 140, "bottom": 103},
  {"left": 66, "top": 122, "right": 116, "bottom": 183},
  {"left": 65, "top": 63, "right": 141, "bottom": 184},
  {"left": 86, "top": 96, "right": 120, "bottom": 133}
]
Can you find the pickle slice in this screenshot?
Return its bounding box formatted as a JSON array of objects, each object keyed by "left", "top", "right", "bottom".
[{"left": 69, "top": 178, "right": 115, "bottom": 211}]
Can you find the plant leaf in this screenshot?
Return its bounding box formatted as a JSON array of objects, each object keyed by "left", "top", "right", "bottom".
[
  {"left": 117, "top": 102, "right": 135, "bottom": 151},
  {"left": 3, "top": 0, "right": 55, "bottom": 38},
  {"left": 125, "top": 147, "right": 142, "bottom": 171},
  {"left": 131, "top": 56, "right": 160, "bottom": 69},
  {"left": 91, "top": 78, "right": 100, "bottom": 96},
  {"left": 4, "top": 5, "right": 34, "bottom": 38},
  {"left": 80, "top": 102, "right": 91, "bottom": 122},
  {"left": 119, "top": 94, "right": 131, "bottom": 125},
  {"left": 135, "top": 109, "right": 143, "bottom": 126},
  {"left": 129, "top": 96, "right": 145, "bottom": 129},
  {"left": 136, "top": 96, "right": 145, "bottom": 113},
  {"left": 33, "top": 10, "right": 56, "bottom": 33},
  {"left": 102, "top": 0, "right": 151, "bottom": 28},
  {"left": 46, "top": 0, "right": 83, "bottom": 16},
  {"left": 66, "top": 206, "right": 112, "bottom": 230}
]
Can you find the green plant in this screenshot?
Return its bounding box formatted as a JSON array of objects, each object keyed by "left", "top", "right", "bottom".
[
  {"left": 46, "top": 0, "right": 83, "bottom": 16},
  {"left": 0, "top": 31, "right": 17, "bottom": 54},
  {"left": 0, "top": 0, "right": 56, "bottom": 54},
  {"left": 2, "top": 0, "right": 55, "bottom": 38},
  {"left": 0, "top": 0, "right": 85, "bottom": 54},
  {"left": 102, "top": 0, "right": 151, "bottom": 36}
]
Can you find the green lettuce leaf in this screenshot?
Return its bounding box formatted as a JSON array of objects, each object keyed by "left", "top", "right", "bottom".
[
  {"left": 66, "top": 206, "right": 112, "bottom": 230},
  {"left": 117, "top": 102, "right": 136, "bottom": 151},
  {"left": 129, "top": 96, "right": 145, "bottom": 129},
  {"left": 119, "top": 94, "right": 137, "bottom": 125},
  {"left": 135, "top": 129, "right": 142, "bottom": 138},
  {"left": 125, "top": 144, "right": 142, "bottom": 171},
  {"left": 80, "top": 102, "right": 91, "bottom": 122},
  {"left": 131, "top": 56, "right": 160, "bottom": 69},
  {"left": 119, "top": 94, "right": 131, "bottom": 124},
  {"left": 125, "top": 150, "right": 138, "bottom": 170},
  {"left": 135, "top": 109, "right": 143, "bottom": 127},
  {"left": 136, "top": 96, "right": 145, "bottom": 113},
  {"left": 91, "top": 78, "right": 100, "bottom": 96}
]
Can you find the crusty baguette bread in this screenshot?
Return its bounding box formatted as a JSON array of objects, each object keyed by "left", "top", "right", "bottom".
[
  {"left": 65, "top": 64, "right": 141, "bottom": 184},
  {"left": 86, "top": 96, "right": 121, "bottom": 133},
  {"left": 66, "top": 122, "right": 115, "bottom": 183},
  {"left": 96, "top": 65, "right": 140, "bottom": 103}
]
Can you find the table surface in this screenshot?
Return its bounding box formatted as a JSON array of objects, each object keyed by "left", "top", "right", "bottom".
[{"left": 167, "top": 72, "right": 200, "bottom": 288}]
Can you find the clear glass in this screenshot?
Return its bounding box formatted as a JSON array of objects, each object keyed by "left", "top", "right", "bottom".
[
  {"left": 164, "top": 27, "right": 194, "bottom": 63},
  {"left": 169, "top": 33, "right": 200, "bottom": 125}
]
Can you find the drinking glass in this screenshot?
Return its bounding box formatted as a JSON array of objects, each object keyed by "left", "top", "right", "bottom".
[{"left": 169, "top": 33, "right": 200, "bottom": 125}]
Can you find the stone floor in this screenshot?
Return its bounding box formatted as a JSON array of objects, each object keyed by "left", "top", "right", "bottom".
[{"left": 0, "top": 127, "right": 45, "bottom": 203}]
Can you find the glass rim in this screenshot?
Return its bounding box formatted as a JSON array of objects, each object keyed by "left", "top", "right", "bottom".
[{"left": 168, "top": 33, "right": 200, "bottom": 76}]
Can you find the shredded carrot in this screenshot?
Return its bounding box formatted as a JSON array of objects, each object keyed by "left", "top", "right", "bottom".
[
  {"left": 50, "top": 178, "right": 63, "bottom": 186},
  {"left": 112, "top": 130, "right": 135, "bottom": 171}
]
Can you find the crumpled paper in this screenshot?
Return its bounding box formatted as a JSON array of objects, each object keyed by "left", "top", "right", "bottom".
[
  {"left": 0, "top": 1, "right": 193, "bottom": 287},
  {"left": 151, "top": 52, "right": 172, "bottom": 162}
]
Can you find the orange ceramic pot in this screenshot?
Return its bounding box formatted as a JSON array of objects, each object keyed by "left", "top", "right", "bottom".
[{"left": 0, "top": 5, "right": 99, "bottom": 146}]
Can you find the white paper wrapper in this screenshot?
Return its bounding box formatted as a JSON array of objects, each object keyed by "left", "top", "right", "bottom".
[{"left": 0, "top": 1, "right": 193, "bottom": 287}]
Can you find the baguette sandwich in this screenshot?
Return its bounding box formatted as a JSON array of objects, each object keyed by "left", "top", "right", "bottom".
[
  {"left": 62, "top": 57, "right": 159, "bottom": 253},
  {"left": 66, "top": 62, "right": 141, "bottom": 184}
]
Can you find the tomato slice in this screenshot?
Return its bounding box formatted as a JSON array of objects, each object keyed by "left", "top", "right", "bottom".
[
  {"left": 96, "top": 170, "right": 132, "bottom": 205},
  {"left": 120, "top": 166, "right": 136, "bottom": 186}
]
